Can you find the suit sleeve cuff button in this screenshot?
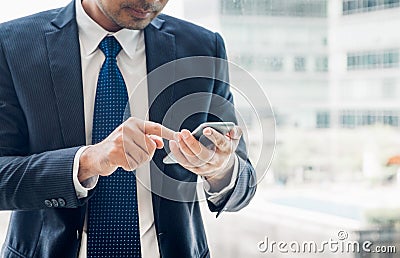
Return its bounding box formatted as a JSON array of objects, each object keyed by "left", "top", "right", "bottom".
[
  {"left": 58, "top": 198, "right": 66, "bottom": 207},
  {"left": 51, "top": 199, "right": 59, "bottom": 208},
  {"left": 44, "top": 200, "right": 53, "bottom": 208}
]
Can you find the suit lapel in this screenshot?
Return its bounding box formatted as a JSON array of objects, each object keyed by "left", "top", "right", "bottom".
[
  {"left": 145, "top": 17, "right": 176, "bottom": 125},
  {"left": 144, "top": 17, "right": 176, "bottom": 235},
  {"left": 45, "top": 1, "right": 85, "bottom": 147}
]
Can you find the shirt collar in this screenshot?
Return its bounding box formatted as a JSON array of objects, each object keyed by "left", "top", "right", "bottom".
[{"left": 75, "top": 0, "right": 140, "bottom": 59}]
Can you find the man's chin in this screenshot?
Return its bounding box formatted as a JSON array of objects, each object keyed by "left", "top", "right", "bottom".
[{"left": 118, "top": 19, "right": 153, "bottom": 30}]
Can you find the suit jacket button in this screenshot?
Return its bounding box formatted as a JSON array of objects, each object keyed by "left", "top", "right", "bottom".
[
  {"left": 58, "top": 198, "right": 66, "bottom": 207},
  {"left": 51, "top": 199, "right": 59, "bottom": 208},
  {"left": 44, "top": 200, "right": 53, "bottom": 208}
]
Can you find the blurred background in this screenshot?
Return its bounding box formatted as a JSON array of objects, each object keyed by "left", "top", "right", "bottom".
[{"left": 1, "top": 0, "right": 400, "bottom": 257}]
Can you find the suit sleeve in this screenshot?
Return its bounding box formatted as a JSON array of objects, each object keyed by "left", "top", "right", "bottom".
[
  {"left": 206, "top": 32, "right": 257, "bottom": 216},
  {"left": 0, "top": 36, "right": 86, "bottom": 211}
]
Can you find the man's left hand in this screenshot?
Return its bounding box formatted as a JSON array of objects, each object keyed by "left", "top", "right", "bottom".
[{"left": 169, "top": 125, "right": 242, "bottom": 191}]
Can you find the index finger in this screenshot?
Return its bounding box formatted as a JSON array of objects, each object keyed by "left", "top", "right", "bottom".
[{"left": 143, "top": 121, "right": 177, "bottom": 140}]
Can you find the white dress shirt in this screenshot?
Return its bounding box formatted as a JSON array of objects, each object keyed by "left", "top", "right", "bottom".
[{"left": 72, "top": 1, "right": 239, "bottom": 257}]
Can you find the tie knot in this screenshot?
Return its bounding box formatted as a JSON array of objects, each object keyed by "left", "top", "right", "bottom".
[{"left": 99, "top": 36, "right": 122, "bottom": 59}]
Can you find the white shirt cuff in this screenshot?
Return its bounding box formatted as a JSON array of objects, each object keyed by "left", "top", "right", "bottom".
[
  {"left": 203, "top": 154, "right": 239, "bottom": 205},
  {"left": 73, "top": 146, "right": 99, "bottom": 199}
]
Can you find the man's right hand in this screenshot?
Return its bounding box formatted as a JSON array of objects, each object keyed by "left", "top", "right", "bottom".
[{"left": 78, "top": 117, "right": 176, "bottom": 182}]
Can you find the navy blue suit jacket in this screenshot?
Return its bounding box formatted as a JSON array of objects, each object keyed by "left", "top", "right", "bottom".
[{"left": 0, "top": 1, "right": 256, "bottom": 257}]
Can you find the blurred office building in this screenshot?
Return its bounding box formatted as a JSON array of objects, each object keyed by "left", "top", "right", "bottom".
[
  {"left": 174, "top": 1, "right": 400, "bottom": 258},
  {"left": 182, "top": 0, "right": 400, "bottom": 128},
  {"left": 220, "top": 0, "right": 330, "bottom": 129},
  {"left": 217, "top": 0, "right": 400, "bottom": 130},
  {"left": 329, "top": 0, "right": 400, "bottom": 129},
  {"left": 215, "top": 0, "right": 400, "bottom": 183}
]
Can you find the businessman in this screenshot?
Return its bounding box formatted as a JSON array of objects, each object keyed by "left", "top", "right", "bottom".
[{"left": 0, "top": 0, "right": 256, "bottom": 257}]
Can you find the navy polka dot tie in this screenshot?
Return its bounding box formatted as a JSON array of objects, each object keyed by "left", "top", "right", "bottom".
[{"left": 87, "top": 36, "right": 141, "bottom": 257}]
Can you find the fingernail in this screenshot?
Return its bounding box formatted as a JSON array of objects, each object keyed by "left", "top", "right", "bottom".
[
  {"left": 182, "top": 130, "right": 190, "bottom": 139},
  {"left": 203, "top": 128, "right": 212, "bottom": 136}
]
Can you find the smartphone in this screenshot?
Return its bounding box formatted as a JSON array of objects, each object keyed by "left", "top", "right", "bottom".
[{"left": 163, "top": 122, "right": 236, "bottom": 164}]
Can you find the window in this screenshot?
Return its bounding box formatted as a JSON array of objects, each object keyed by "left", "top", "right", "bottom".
[
  {"left": 232, "top": 54, "right": 255, "bottom": 70},
  {"left": 383, "top": 112, "right": 399, "bottom": 126},
  {"left": 363, "top": 0, "right": 378, "bottom": 8},
  {"left": 385, "top": 0, "right": 400, "bottom": 6},
  {"left": 343, "top": 0, "right": 400, "bottom": 15},
  {"left": 315, "top": 56, "right": 328, "bottom": 72},
  {"left": 294, "top": 57, "right": 307, "bottom": 71},
  {"left": 316, "top": 111, "right": 330, "bottom": 128},
  {"left": 340, "top": 110, "right": 400, "bottom": 127},
  {"left": 347, "top": 49, "right": 400, "bottom": 70},
  {"left": 341, "top": 111, "right": 356, "bottom": 128},
  {"left": 257, "top": 56, "right": 284, "bottom": 72},
  {"left": 221, "top": 0, "right": 327, "bottom": 17}
]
